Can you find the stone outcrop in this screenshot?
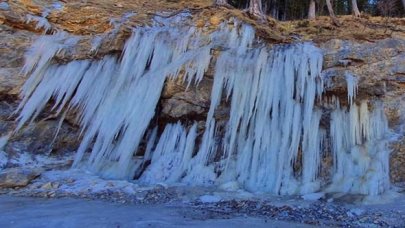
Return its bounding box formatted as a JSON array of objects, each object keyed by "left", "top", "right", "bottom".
[{"left": 0, "top": 167, "right": 41, "bottom": 188}]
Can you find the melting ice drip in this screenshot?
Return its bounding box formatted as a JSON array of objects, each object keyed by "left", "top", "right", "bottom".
[{"left": 14, "top": 19, "right": 391, "bottom": 195}]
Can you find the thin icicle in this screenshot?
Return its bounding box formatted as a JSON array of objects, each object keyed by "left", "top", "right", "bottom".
[
  {"left": 0, "top": 134, "right": 10, "bottom": 152},
  {"left": 345, "top": 71, "right": 358, "bottom": 106},
  {"left": 26, "top": 14, "right": 52, "bottom": 32}
]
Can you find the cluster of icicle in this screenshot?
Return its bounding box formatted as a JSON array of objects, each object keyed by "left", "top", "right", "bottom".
[
  {"left": 14, "top": 18, "right": 391, "bottom": 196},
  {"left": 329, "top": 101, "right": 390, "bottom": 196}
]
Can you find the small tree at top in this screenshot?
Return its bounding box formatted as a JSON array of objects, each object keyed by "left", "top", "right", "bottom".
[
  {"left": 249, "top": 0, "right": 265, "bottom": 19},
  {"left": 308, "top": 0, "right": 316, "bottom": 20},
  {"left": 214, "top": 0, "right": 228, "bottom": 6}
]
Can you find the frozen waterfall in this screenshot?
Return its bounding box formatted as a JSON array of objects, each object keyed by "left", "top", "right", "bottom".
[
  {"left": 14, "top": 19, "right": 392, "bottom": 196},
  {"left": 329, "top": 101, "right": 390, "bottom": 196}
]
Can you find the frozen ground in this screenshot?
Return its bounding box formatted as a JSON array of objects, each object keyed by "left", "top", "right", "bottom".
[{"left": 0, "top": 196, "right": 310, "bottom": 228}]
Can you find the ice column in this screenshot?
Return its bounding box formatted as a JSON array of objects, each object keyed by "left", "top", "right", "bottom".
[{"left": 329, "top": 102, "right": 390, "bottom": 195}]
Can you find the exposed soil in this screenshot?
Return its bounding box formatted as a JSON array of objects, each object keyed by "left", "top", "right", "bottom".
[{"left": 1, "top": 0, "right": 404, "bottom": 44}]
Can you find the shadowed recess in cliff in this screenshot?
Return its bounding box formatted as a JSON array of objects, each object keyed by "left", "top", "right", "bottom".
[{"left": 13, "top": 18, "right": 392, "bottom": 196}]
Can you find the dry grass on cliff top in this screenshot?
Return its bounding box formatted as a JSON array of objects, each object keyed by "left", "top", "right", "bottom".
[{"left": 1, "top": 0, "right": 404, "bottom": 43}]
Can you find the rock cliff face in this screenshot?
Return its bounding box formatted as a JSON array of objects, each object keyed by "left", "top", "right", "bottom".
[
  {"left": 320, "top": 39, "right": 405, "bottom": 182},
  {"left": 159, "top": 37, "right": 405, "bottom": 183},
  {"left": 0, "top": 0, "right": 404, "bottom": 190}
]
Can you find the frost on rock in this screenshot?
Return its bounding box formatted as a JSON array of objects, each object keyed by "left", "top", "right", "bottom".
[
  {"left": 91, "top": 12, "right": 136, "bottom": 53},
  {"left": 24, "top": 1, "right": 64, "bottom": 33},
  {"left": 26, "top": 14, "right": 52, "bottom": 32},
  {"left": 14, "top": 18, "right": 392, "bottom": 196}
]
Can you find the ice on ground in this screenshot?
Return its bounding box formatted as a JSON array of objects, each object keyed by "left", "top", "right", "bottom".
[
  {"left": 0, "top": 151, "right": 7, "bottom": 170},
  {"left": 301, "top": 192, "right": 325, "bottom": 201},
  {"left": 0, "top": 2, "right": 10, "bottom": 11},
  {"left": 199, "top": 195, "right": 222, "bottom": 203},
  {"left": 35, "top": 169, "right": 139, "bottom": 195},
  {"left": 8, "top": 152, "right": 73, "bottom": 169}
]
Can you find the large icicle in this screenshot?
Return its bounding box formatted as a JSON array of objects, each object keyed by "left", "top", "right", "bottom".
[
  {"left": 328, "top": 101, "right": 391, "bottom": 195},
  {"left": 212, "top": 42, "right": 324, "bottom": 194},
  {"left": 140, "top": 122, "right": 197, "bottom": 184},
  {"left": 16, "top": 24, "right": 212, "bottom": 179}
]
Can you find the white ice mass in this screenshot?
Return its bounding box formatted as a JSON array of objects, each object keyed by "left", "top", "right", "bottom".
[{"left": 13, "top": 18, "right": 392, "bottom": 196}]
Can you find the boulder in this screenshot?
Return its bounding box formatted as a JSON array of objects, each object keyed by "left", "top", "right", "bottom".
[{"left": 0, "top": 167, "right": 41, "bottom": 188}]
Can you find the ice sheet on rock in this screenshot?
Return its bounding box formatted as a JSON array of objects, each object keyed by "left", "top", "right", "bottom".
[{"left": 0, "top": 2, "right": 10, "bottom": 11}]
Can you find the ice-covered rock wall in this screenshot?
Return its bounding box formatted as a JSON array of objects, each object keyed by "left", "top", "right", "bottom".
[{"left": 11, "top": 19, "right": 392, "bottom": 196}]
